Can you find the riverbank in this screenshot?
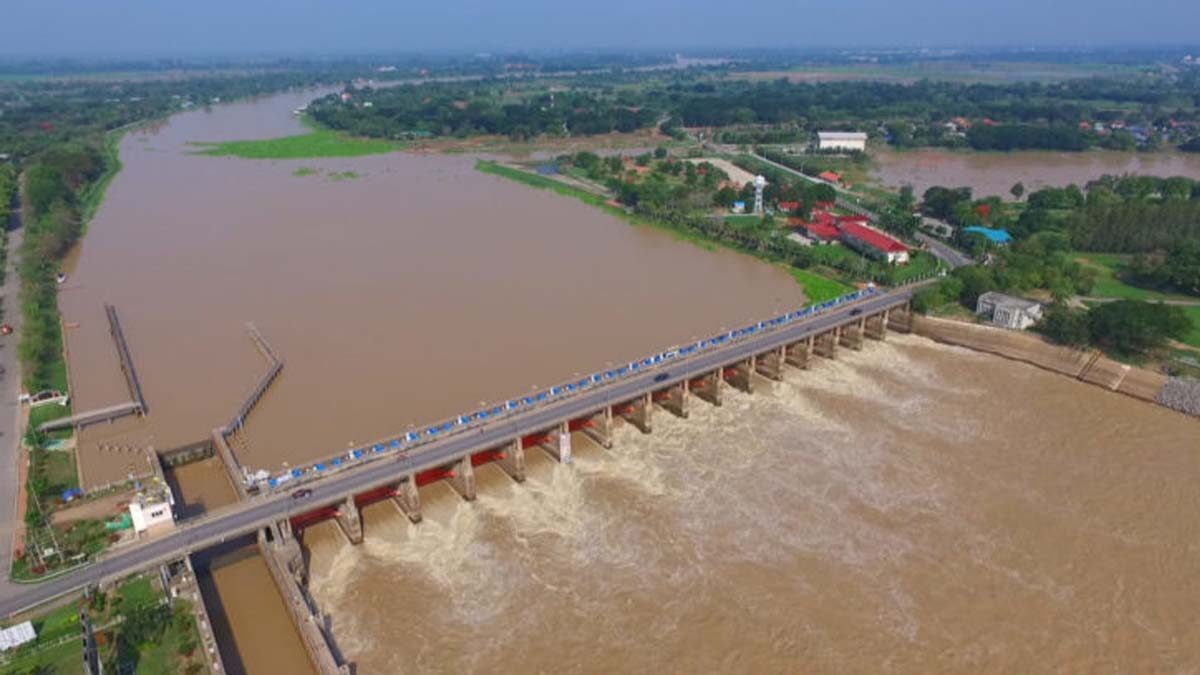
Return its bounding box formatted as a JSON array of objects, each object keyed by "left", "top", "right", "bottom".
[{"left": 911, "top": 314, "right": 1181, "bottom": 407}]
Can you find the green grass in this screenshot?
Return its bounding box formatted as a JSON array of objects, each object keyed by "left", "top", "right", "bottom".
[
  {"left": 292, "top": 166, "right": 318, "bottom": 177},
  {"left": 1180, "top": 306, "right": 1200, "bottom": 349},
  {"left": 193, "top": 118, "right": 401, "bottom": 159},
  {"left": 330, "top": 170, "right": 360, "bottom": 181},
  {"left": 1, "top": 603, "right": 84, "bottom": 674},
  {"left": 892, "top": 251, "right": 942, "bottom": 283},
  {"left": 117, "top": 576, "right": 157, "bottom": 609},
  {"left": 788, "top": 268, "right": 852, "bottom": 304},
  {"left": 42, "top": 450, "right": 79, "bottom": 493},
  {"left": 1074, "top": 252, "right": 1198, "bottom": 302}
]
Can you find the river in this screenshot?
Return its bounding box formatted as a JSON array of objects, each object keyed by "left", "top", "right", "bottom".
[
  {"left": 60, "top": 90, "right": 805, "bottom": 489},
  {"left": 870, "top": 148, "right": 1200, "bottom": 197},
  {"left": 302, "top": 334, "right": 1200, "bottom": 674}
]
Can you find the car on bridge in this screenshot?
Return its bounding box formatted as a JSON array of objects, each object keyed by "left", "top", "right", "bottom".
[
  {"left": 849, "top": 308, "right": 863, "bottom": 316},
  {"left": 653, "top": 372, "right": 671, "bottom": 383},
  {"left": 291, "top": 488, "right": 313, "bottom": 501}
]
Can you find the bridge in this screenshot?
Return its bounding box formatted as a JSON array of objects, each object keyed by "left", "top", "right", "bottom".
[
  {"left": 39, "top": 304, "right": 147, "bottom": 432},
  {"left": 0, "top": 286, "right": 915, "bottom": 618}
]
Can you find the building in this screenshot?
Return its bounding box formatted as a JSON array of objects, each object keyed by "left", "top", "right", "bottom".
[
  {"left": 816, "top": 131, "right": 868, "bottom": 152},
  {"left": 817, "top": 170, "right": 842, "bottom": 184},
  {"left": 976, "top": 292, "right": 1043, "bottom": 330},
  {"left": 962, "top": 226, "right": 1013, "bottom": 245},
  {"left": 129, "top": 492, "right": 175, "bottom": 536},
  {"left": 837, "top": 219, "right": 910, "bottom": 264}
]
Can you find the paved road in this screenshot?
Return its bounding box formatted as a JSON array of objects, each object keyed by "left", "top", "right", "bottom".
[
  {"left": 915, "top": 232, "right": 973, "bottom": 269},
  {"left": 0, "top": 288, "right": 913, "bottom": 617},
  {"left": 0, "top": 198, "right": 24, "bottom": 599}
]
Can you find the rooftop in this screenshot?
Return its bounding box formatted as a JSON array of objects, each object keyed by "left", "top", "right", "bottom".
[
  {"left": 837, "top": 220, "right": 909, "bottom": 253},
  {"left": 963, "top": 226, "right": 1013, "bottom": 244},
  {"left": 978, "top": 291, "right": 1041, "bottom": 310},
  {"left": 817, "top": 131, "right": 868, "bottom": 141}
]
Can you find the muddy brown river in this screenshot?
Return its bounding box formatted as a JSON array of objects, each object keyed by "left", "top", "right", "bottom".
[
  {"left": 62, "top": 90, "right": 805, "bottom": 488},
  {"left": 303, "top": 335, "right": 1200, "bottom": 674},
  {"left": 870, "top": 148, "right": 1200, "bottom": 198},
  {"left": 61, "top": 90, "right": 1200, "bottom": 673}
]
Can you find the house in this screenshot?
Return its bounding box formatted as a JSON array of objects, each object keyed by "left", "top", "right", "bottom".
[
  {"left": 777, "top": 201, "right": 800, "bottom": 212},
  {"left": 789, "top": 211, "right": 840, "bottom": 243},
  {"left": 976, "top": 292, "right": 1043, "bottom": 330},
  {"left": 816, "top": 131, "right": 868, "bottom": 152},
  {"left": 817, "top": 170, "right": 842, "bottom": 184},
  {"left": 837, "top": 219, "right": 910, "bottom": 264}
]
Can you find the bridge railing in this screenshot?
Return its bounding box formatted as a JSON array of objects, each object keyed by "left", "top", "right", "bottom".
[{"left": 258, "top": 286, "right": 887, "bottom": 493}]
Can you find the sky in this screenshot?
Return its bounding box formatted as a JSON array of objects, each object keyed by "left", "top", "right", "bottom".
[{"left": 3, "top": 0, "right": 1199, "bottom": 58}]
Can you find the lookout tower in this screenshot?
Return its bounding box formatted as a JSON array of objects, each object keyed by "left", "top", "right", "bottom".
[{"left": 753, "top": 175, "right": 766, "bottom": 214}]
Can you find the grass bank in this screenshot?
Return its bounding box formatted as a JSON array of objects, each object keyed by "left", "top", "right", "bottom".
[
  {"left": 1074, "top": 251, "right": 1197, "bottom": 302},
  {"left": 194, "top": 117, "right": 402, "bottom": 159},
  {"left": 788, "top": 268, "right": 852, "bottom": 304}
]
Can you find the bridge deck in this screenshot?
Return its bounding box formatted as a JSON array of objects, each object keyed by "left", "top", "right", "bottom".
[
  {"left": 1, "top": 289, "right": 914, "bottom": 618},
  {"left": 105, "top": 304, "right": 146, "bottom": 414},
  {"left": 38, "top": 401, "right": 142, "bottom": 432}
]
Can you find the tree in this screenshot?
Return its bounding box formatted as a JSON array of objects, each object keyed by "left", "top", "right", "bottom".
[
  {"left": 1036, "top": 305, "right": 1090, "bottom": 346},
  {"left": 1086, "top": 300, "right": 1192, "bottom": 355},
  {"left": 1010, "top": 182, "right": 1025, "bottom": 200},
  {"left": 653, "top": 145, "right": 668, "bottom": 159}
]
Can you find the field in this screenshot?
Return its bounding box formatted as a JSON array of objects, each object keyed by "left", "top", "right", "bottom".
[
  {"left": 789, "top": 268, "right": 852, "bottom": 304},
  {"left": 1181, "top": 306, "right": 1200, "bottom": 349},
  {"left": 1074, "top": 252, "right": 1198, "bottom": 302},
  {"left": 193, "top": 118, "right": 401, "bottom": 159},
  {"left": 731, "top": 61, "right": 1144, "bottom": 85},
  {"left": 0, "top": 603, "right": 84, "bottom": 674}
]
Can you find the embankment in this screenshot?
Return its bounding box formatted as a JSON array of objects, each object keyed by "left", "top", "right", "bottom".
[{"left": 912, "top": 315, "right": 1169, "bottom": 403}]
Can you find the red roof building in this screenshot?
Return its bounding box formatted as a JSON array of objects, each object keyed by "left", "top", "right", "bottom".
[
  {"left": 818, "top": 171, "right": 842, "bottom": 183},
  {"left": 837, "top": 220, "right": 910, "bottom": 264},
  {"left": 777, "top": 201, "right": 801, "bottom": 212}
]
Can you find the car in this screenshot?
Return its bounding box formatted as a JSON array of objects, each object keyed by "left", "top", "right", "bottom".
[
  {"left": 291, "top": 488, "right": 313, "bottom": 500},
  {"left": 0, "top": 324, "right": 12, "bottom": 335},
  {"left": 653, "top": 372, "right": 671, "bottom": 383},
  {"left": 849, "top": 308, "right": 863, "bottom": 316}
]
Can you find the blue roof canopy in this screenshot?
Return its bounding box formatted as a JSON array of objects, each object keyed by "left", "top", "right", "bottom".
[{"left": 963, "top": 226, "right": 1013, "bottom": 243}]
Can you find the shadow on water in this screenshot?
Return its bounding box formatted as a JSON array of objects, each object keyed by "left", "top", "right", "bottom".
[{"left": 192, "top": 535, "right": 260, "bottom": 675}]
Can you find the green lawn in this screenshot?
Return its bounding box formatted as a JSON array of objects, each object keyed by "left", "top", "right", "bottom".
[
  {"left": 788, "top": 268, "right": 852, "bottom": 304},
  {"left": 193, "top": 119, "right": 401, "bottom": 159},
  {"left": 1074, "top": 252, "right": 1198, "bottom": 302},
  {"left": 1180, "top": 306, "right": 1200, "bottom": 348},
  {"left": 892, "top": 251, "right": 942, "bottom": 283},
  {"left": 117, "top": 576, "right": 158, "bottom": 609},
  {"left": 1, "top": 603, "right": 84, "bottom": 674}
]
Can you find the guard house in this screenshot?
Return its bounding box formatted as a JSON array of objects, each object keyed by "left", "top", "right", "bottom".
[
  {"left": 976, "top": 292, "right": 1043, "bottom": 330},
  {"left": 816, "top": 131, "right": 868, "bottom": 152}
]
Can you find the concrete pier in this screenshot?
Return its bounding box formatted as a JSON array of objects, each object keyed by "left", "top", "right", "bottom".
[
  {"left": 889, "top": 303, "right": 914, "bottom": 333},
  {"left": 538, "top": 422, "right": 573, "bottom": 464},
  {"left": 814, "top": 329, "right": 839, "bottom": 358},
  {"left": 691, "top": 370, "right": 723, "bottom": 406},
  {"left": 170, "top": 556, "right": 226, "bottom": 675},
  {"left": 658, "top": 380, "right": 689, "bottom": 418},
  {"left": 446, "top": 455, "right": 476, "bottom": 501},
  {"left": 497, "top": 438, "right": 526, "bottom": 482},
  {"left": 839, "top": 319, "right": 865, "bottom": 350},
  {"left": 785, "top": 336, "right": 813, "bottom": 369},
  {"left": 756, "top": 345, "right": 786, "bottom": 381},
  {"left": 258, "top": 533, "right": 350, "bottom": 675},
  {"left": 864, "top": 309, "right": 889, "bottom": 340},
  {"left": 392, "top": 476, "right": 422, "bottom": 523},
  {"left": 335, "top": 496, "right": 363, "bottom": 545},
  {"left": 726, "top": 356, "right": 756, "bottom": 393},
  {"left": 581, "top": 407, "right": 614, "bottom": 448},
  {"left": 623, "top": 393, "right": 653, "bottom": 433}
]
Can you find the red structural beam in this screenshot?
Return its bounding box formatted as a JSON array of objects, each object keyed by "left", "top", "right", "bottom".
[
  {"left": 354, "top": 484, "right": 397, "bottom": 508},
  {"left": 471, "top": 448, "right": 505, "bottom": 467},
  {"left": 567, "top": 418, "right": 594, "bottom": 432},
  {"left": 688, "top": 377, "right": 708, "bottom": 390},
  {"left": 416, "top": 466, "right": 455, "bottom": 487},
  {"left": 652, "top": 390, "right": 673, "bottom": 402},
  {"left": 289, "top": 506, "right": 339, "bottom": 531},
  {"left": 521, "top": 433, "right": 552, "bottom": 448}
]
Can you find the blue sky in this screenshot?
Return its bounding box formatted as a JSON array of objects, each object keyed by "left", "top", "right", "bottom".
[{"left": 3, "top": 0, "right": 1199, "bottom": 57}]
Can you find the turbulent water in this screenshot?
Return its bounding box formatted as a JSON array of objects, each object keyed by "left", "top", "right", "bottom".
[{"left": 303, "top": 335, "right": 1200, "bottom": 674}]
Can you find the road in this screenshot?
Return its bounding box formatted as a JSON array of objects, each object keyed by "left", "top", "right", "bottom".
[
  {"left": 0, "top": 287, "right": 913, "bottom": 617},
  {"left": 914, "top": 232, "right": 973, "bottom": 269},
  {"left": 0, "top": 196, "right": 24, "bottom": 600}
]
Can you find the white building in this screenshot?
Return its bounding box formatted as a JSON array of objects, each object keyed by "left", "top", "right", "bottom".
[
  {"left": 976, "top": 292, "right": 1044, "bottom": 330},
  {"left": 129, "top": 495, "right": 174, "bottom": 535},
  {"left": 816, "top": 131, "right": 868, "bottom": 152}
]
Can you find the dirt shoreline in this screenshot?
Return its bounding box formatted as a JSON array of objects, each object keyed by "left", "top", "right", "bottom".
[{"left": 912, "top": 314, "right": 1168, "bottom": 403}]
